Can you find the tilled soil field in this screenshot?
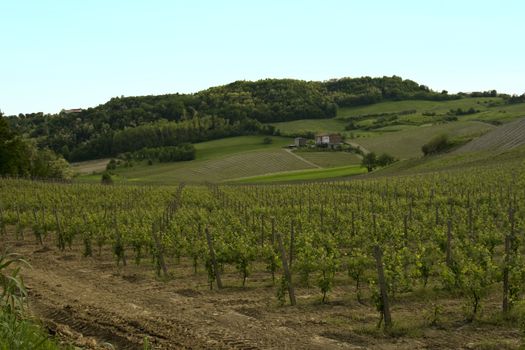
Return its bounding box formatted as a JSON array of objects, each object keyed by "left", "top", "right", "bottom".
[{"left": 2, "top": 230, "right": 521, "bottom": 350}]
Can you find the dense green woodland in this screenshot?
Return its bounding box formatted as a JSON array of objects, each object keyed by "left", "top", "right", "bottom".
[
  {"left": 4, "top": 76, "right": 523, "bottom": 164},
  {"left": 0, "top": 113, "right": 71, "bottom": 179}
]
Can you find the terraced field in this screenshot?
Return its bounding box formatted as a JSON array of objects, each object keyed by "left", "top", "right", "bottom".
[{"left": 456, "top": 117, "right": 525, "bottom": 153}]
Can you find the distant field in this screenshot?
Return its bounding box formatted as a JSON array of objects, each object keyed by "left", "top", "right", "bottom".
[
  {"left": 336, "top": 98, "right": 504, "bottom": 119},
  {"left": 193, "top": 135, "right": 292, "bottom": 160},
  {"left": 295, "top": 151, "right": 361, "bottom": 167},
  {"left": 76, "top": 136, "right": 317, "bottom": 184},
  {"left": 72, "top": 158, "right": 110, "bottom": 174},
  {"left": 456, "top": 117, "right": 525, "bottom": 153},
  {"left": 272, "top": 118, "right": 347, "bottom": 135},
  {"left": 271, "top": 99, "right": 525, "bottom": 139},
  {"left": 372, "top": 144, "right": 525, "bottom": 178},
  {"left": 355, "top": 121, "right": 495, "bottom": 159},
  {"left": 74, "top": 99, "right": 525, "bottom": 184},
  {"left": 230, "top": 164, "right": 366, "bottom": 183}
]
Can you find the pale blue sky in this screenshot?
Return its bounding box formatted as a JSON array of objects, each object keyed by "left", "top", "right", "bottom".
[{"left": 1, "top": 0, "right": 523, "bottom": 115}]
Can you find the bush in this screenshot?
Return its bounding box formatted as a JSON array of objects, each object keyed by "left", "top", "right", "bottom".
[
  {"left": 106, "top": 159, "right": 117, "bottom": 170},
  {"left": 101, "top": 171, "right": 113, "bottom": 185},
  {"left": 422, "top": 134, "right": 452, "bottom": 156},
  {"left": 376, "top": 153, "right": 396, "bottom": 167}
]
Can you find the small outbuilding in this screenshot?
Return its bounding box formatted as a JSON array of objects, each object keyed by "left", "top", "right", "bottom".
[{"left": 294, "top": 137, "right": 307, "bottom": 147}]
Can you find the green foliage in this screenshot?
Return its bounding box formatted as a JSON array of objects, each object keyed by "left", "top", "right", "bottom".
[
  {"left": 0, "top": 115, "right": 31, "bottom": 176},
  {"left": 421, "top": 134, "right": 452, "bottom": 156},
  {"left": 0, "top": 250, "right": 65, "bottom": 350},
  {"left": 106, "top": 158, "right": 117, "bottom": 170},
  {"left": 361, "top": 152, "right": 377, "bottom": 172},
  {"left": 0, "top": 311, "right": 66, "bottom": 350},
  {"left": 0, "top": 115, "right": 71, "bottom": 179},
  {"left": 126, "top": 144, "right": 196, "bottom": 163},
  {"left": 101, "top": 171, "right": 113, "bottom": 185},
  {"left": 0, "top": 250, "right": 29, "bottom": 315},
  {"left": 376, "top": 153, "right": 396, "bottom": 167},
  {"left": 8, "top": 76, "right": 501, "bottom": 162},
  {"left": 448, "top": 107, "right": 479, "bottom": 116}
]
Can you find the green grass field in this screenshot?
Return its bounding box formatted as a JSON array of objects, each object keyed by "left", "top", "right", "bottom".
[
  {"left": 77, "top": 136, "right": 318, "bottom": 184},
  {"left": 371, "top": 144, "right": 525, "bottom": 178},
  {"left": 271, "top": 98, "right": 525, "bottom": 139},
  {"left": 229, "top": 164, "right": 366, "bottom": 183},
  {"left": 272, "top": 118, "right": 347, "bottom": 135},
  {"left": 354, "top": 121, "right": 495, "bottom": 159},
  {"left": 336, "top": 98, "right": 505, "bottom": 119},
  {"left": 294, "top": 151, "right": 361, "bottom": 167}
]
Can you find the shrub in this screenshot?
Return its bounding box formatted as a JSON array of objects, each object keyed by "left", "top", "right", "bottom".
[
  {"left": 422, "top": 134, "right": 452, "bottom": 156},
  {"left": 106, "top": 159, "right": 117, "bottom": 170},
  {"left": 101, "top": 172, "right": 113, "bottom": 185},
  {"left": 376, "top": 153, "right": 396, "bottom": 167}
]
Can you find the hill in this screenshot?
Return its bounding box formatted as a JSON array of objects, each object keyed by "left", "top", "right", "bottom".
[
  {"left": 6, "top": 76, "right": 494, "bottom": 162},
  {"left": 77, "top": 136, "right": 321, "bottom": 184}
]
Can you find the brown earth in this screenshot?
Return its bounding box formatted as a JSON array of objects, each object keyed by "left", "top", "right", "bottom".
[{"left": 2, "top": 230, "right": 521, "bottom": 350}]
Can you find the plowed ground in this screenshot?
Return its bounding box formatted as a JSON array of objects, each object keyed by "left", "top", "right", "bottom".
[{"left": 2, "top": 230, "right": 520, "bottom": 350}]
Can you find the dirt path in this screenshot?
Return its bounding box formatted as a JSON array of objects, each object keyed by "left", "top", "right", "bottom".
[{"left": 3, "top": 231, "right": 521, "bottom": 350}]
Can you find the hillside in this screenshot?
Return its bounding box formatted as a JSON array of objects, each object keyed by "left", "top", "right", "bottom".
[
  {"left": 6, "top": 76, "right": 496, "bottom": 162},
  {"left": 364, "top": 118, "right": 525, "bottom": 178},
  {"left": 76, "top": 136, "right": 319, "bottom": 184},
  {"left": 455, "top": 117, "right": 525, "bottom": 153}
]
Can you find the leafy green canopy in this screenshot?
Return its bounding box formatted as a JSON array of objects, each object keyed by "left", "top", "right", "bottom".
[{"left": 8, "top": 76, "right": 465, "bottom": 161}]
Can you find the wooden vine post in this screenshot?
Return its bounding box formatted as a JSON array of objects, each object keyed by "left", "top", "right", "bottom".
[
  {"left": 277, "top": 232, "right": 296, "bottom": 306},
  {"left": 205, "top": 226, "right": 223, "bottom": 289},
  {"left": 289, "top": 220, "right": 295, "bottom": 270},
  {"left": 502, "top": 206, "right": 515, "bottom": 314},
  {"left": 445, "top": 219, "right": 452, "bottom": 268},
  {"left": 152, "top": 222, "right": 168, "bottom": 278},
  {"left": 373, "top": 244, "right": 392, "bottom": 330}
]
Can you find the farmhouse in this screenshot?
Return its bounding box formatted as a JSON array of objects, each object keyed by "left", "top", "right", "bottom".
[
  {"left": 61, "top": 108, "right": 84, "bottom": 114},
  {"left": 315, "top": 133, "right": 342, "bottom": 147}
]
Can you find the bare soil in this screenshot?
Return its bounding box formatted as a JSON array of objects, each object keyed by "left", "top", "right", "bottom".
[{"left": 2, "top": 230, "right": 521, "bottom": 350}]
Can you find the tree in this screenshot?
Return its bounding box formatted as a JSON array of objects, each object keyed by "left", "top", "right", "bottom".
[
  {"left": 376, "top": 153, "right": 396, "bottom": 167},
  {"left": 0, "top": 114, "right": 31, "bottom": 176},
  {"left": 361, "top": 152, "right": 377, "bottom": 172}
]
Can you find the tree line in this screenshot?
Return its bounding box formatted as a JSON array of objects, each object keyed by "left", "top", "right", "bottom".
[
  {"left": 0, "top": 113, "right": 71, "bottom": 179},
  {"left": 5, "top": 76, "right": 517, "bottom": 162}
]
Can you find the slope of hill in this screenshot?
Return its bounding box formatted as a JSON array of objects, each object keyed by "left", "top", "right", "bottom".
[
  {"left": 77, "top": 136, "right": 322, "bottom": 184},
  {"left": 455, "top": 117, "right": 525, "bottom": 153},
  {"left": 355, "top": 121, "right": 494, "bottom": 159},
  {"left": 7, "top": 76, "right": 481, "bottom": 162}
]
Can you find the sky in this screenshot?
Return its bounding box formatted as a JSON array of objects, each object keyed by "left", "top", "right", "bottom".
[{"left": 0, "top": 0, "right": 524, "bottom": 115}]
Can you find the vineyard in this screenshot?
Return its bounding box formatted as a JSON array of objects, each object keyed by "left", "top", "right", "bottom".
[{"left": 1, "top": 164, "right": 524, "bottom": 348}]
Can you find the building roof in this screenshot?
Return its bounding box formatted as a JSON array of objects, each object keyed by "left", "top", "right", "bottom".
[{"left": 316, "top": 133, "right": 341, "bottom": 137}]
